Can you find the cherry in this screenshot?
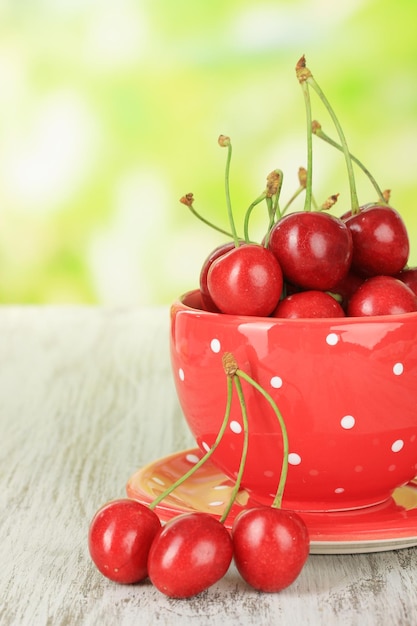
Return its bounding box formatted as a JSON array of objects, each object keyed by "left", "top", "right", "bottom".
[
  {"left": 207, "top": 243, "right": 283, "bottom": 316},
  {"left": 272, "top": 290, "right": 345, "bottom": 318},
  {"left": 330, "top": 270, "right": 364, "bottom": 311},
  {"left": 347, "top": 275, "right": 417, "bottom": 317},
  {"left": 232, "top": 507, "right": 309, "bottom": 593},
  {"left": 268, "top": 211, "right": 353, "bottom": 291},
  {"left": 226, "top": 355, "right": 311, "bottom": 593},
  {"left": 88, "top": 498, "right": 161, "bottom": 584},
  {"left": 147, "top": 512, "right": 233, "bottom": 598},
  {"left": 342, "top": 204, "right": 409, "bottom": 277},
  {"left": 297, "top": 57, "right": 409, "bottom": 286},
  {"left": 199, "top": 241, "right": 237, "bottom": 312},
  {"left": 394, "top": 267, "right": 417, "bottom": 296}
]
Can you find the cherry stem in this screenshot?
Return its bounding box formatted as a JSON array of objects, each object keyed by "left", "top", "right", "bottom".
[
  {"left": 218, "top": 135, "right": 240, "bottom": 247},
  {"left": 262, "top": 197, "right": 275, "bottom": 249},
  {"left": 148, "top": 375, "right": 233, "bottom": 510},
  {"left": 265, "top": 195, "right": 274, "bottom": 223},
  {"left": 312, "top": 122, "right": 387, "bottom": 204},
  {"left": 219, "top": 375, "right": 250, "bottom": 524},
  {"left": 300, "top": 79, "right": 314, "bottom": 212},
  {"left": 267, "top": 169, "right": 284, "bottom": 221},
  {"left": 263, "top": 170, "right": 284, "bottom": 247},
  {"left": 243, "top": 191, "right": 267, "bottom": 243},
  {"left": 180, "top": 194, "right": 238, "bottom": 239},
  {"left": 281, "top": 185, "right": 304, "bottom": 216},
  {"left": 304, "top": 66, "right": 360, "bottom": 214},
  {"left": 234, "top": 368, "right": 289, "bottom": 509}
]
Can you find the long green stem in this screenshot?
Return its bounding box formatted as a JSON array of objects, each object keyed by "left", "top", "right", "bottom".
[
  {"left": 263, "top": 169, "right": 284, "bottom": 247},
  {"left": 262, "top": 196, "right": 275, "bottom": 249},
  {"left": 149, "top": 376, "right": 233, "bottom": 510},
  {"left": 270, "top": 170, "right": 283, "bottom": 221},
  {"left": 265, "top": 195, "right": 274, "bottom": 223},
  {"left": 312, "top": 122, "right": 386, "bottom": 203},
  {"left": 243, "top": 192, "right": 267, "bottom": 243},
  {"left": 235, "top": 369, "right": 289, "bottom": 509},
  {"left": 300, "top": 80, "right": 314, "bottom": 212},
  {"left": 218, "top": 135, "right": 240, "bottom": 247},
  {"left": 281, "top": 185, "right": 304, "bottom": 216},
  {"left": 307, "top": 75, "right": 360, "bottom": 214},
  {"left": 187, "top": 204, "right": 238, "bottom": 239},
  {"left": 219, "top": 376, "right": 250, "bottom": 523}
]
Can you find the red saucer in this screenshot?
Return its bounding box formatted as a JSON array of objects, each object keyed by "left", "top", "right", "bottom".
[{"left": 127, "top": 448, "right": 417, "bottom": 554}]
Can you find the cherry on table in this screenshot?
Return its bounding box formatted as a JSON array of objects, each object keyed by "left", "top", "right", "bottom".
[
  {"left": 147, "top": 512, "right": 233, "bottom": 598},
  {"left": 268, "top": 211, "right": 353, "bottom": 291},
  {"left": 232, "top": 507, "right": 310, "bottom": 593},
  {"left": 88, "top": 498, "right": 161, "bottom": 584},
  {"left": 207, "top": 243, "right": 283, "bottom": 316},
  {"left": 347, "top": 275, "right": 417, "bottom": 317}
]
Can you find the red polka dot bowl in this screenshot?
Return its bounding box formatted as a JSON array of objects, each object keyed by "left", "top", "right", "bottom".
[{"left": 170, "top": 289, "right": 417, "bottom": 512}]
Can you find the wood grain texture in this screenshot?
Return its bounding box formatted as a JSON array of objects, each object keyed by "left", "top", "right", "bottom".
[{"left": 1, "top": 306, "right": 416, "bottom": 626}]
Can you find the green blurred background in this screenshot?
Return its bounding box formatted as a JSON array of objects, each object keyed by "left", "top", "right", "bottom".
[{"left": 1, "top": 0, "right": 417, "bottom": 305}]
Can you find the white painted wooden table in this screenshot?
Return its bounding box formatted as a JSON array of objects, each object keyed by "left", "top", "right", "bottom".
[{"left": 1, "top": 305, "right": 416, "bottom": 626}]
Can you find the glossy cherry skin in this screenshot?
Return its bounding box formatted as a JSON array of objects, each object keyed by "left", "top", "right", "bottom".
[
  {"left": 207, "top": 243, "right": 283, "bottom": 316},
  {"left": 342, "top": 204, "right": 409, "bottom": 277},
  {"left": 199, "top": 241, "right": 236, "bottom": 312},
  {"left": 394, "top": 267, "right": 417, "bottom": 296},
  {"left": 272, "top": 290, "right": 345, "bottom": 318},
  {"left": 268, "top": 211, "right": 353, "bottom": 290},
  {"left": 88, "top": 499, "right": 161, "bottom": 584},
  {"left": 232, "top": 507, "right": 310, "bottom": 593},
  {"left": 347, "top": 275, "right": 417, "bottom": 317},
  {"left": 148, "top": 512, "right": 233, "bottom": 598},
  {"left": 330, "top": 270, "right": 364, "bottom": 311}
]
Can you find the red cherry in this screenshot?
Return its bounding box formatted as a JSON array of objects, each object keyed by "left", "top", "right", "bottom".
[
  {"left": 394, "top": 267, "right": 417, "bottom": 297},
  {"left": 199, "top": 241, "right": 236, "bottom": 311},
  {"left": 342, "top": 204, "right": 409, "bottom": 277},
  {"left": 207, "top": 243, "right": 283, "bottom": 316},
  {"left": 347, "top": 275, "right": 417, "bottom": 317},
  {"left": 148, "top": 512, "right": 233, "bottom": 598},
  {"left": 330, "top": 270, "right": 364, "bottom": 310},
  {"left": 268, "top": 211, "right": 353, "bottom": 290},
  {"left": 232, "top": 507, "right": 310, "bottom": 593},
  {"left": 272, "top": 290, "right": 345, "bottom": 318},
  {"left": 88, "top": 499, "right": 161, "bottom": 584}
]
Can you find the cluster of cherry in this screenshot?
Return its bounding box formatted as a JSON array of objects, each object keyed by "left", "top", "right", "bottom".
[
  {"left": 184, "top": 56, "right": 417, "bottom": 320},
  {"left": 88, "top": 353, "right": 310, "bottom": 598}
]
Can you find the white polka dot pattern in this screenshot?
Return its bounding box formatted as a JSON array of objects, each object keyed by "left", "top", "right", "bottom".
[
  {"left": 230, "top": 421, "right": 242, "bottom": 434},
  {"left": 173, "top": 318, "right": 417, "bottom": 508},
  {"left": 393, "top": 362, "right": 404, "bottom": 375},
  {"left": 341, "top": 415, "right": 355, "bottom": 430},
  {"left": 391, "top": 440, "right": 404, "bottom": 453},
  {"left": 288, "top": 453, "right": 302, "bottom": 465},
  {"left": 185, "top": 453, "right": 200, "bottom": 464},
  {"left": 210, "top": 338, "right": 221, "bottom": 353},
  {"left": 326, "top": 332, "right": 339, "bottom": 346}
]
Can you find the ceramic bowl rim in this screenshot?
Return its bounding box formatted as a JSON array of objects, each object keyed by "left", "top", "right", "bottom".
[{"left": 174, "top": 288, "right": 417, "bottom": 327}]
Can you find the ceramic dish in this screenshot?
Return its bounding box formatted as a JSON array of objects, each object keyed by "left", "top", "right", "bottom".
[
  {"left": 126, "top": 448, "right": 417, "bottom": 555},
  {"left": 170, "top": 290, "right": 417, "bottom": 512}
]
